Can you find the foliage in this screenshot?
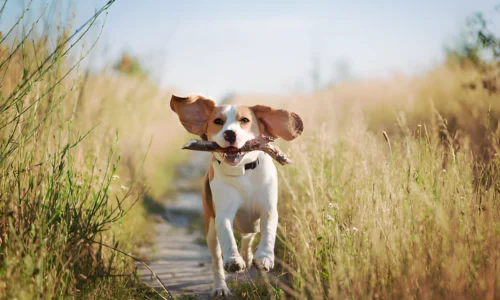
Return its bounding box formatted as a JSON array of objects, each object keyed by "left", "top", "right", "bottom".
[
  {"left": 0, "top": 1, "right": 180, "bottom": 299},
  {"left": 113, "top": 52, "right": 149, "bottom": 78},
  {"left": 446, "top": 11, "right": 500, "bottom": 66},
  {"left": 445, "top": 7, "right": 499, "bottom": 95}
]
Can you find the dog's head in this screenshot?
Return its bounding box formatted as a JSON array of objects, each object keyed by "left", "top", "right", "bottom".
[{"left": 170, "top": 94, "right": 303, "bottom": 166}]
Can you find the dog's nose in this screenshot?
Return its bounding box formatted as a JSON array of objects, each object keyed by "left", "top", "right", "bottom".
[{"left": 223, "top": 130, "right": 237, "bottom": 144}]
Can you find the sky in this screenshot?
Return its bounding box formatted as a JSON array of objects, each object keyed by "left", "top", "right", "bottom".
[{"left": 1, "top": 0, "right": 499, "bottom": 100}]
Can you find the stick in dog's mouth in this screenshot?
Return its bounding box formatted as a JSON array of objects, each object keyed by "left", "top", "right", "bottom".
[{"left": 181, "top": 135, "right": 293, "bottom": 166}]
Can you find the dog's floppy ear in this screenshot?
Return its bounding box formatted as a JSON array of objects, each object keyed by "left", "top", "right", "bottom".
[
  {"left": 251, "top": 105, "right": 304, "bottom": 141},
  {"left": 170, "top": 94, "right": 216, "bottom": 136}
]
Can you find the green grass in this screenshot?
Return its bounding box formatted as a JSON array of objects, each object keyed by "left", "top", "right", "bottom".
[
  {"left": 78, "top": 277, "right": 167, "bottom": 300},
  {"left": 228, "top": 274, "right": 285, "bottom": 300},
  {"left": 0, "top": 2, "right": 178, "bottom": 299},
  {"left": 2, "top": 1, "right": 498, "bottom": 299}
]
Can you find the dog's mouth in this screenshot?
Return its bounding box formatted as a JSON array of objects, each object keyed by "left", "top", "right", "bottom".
[{"left": 221, "top": 147, "right": 246, "bottom": 166}]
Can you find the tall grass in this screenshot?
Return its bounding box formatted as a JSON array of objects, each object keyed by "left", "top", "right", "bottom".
[
  {"left": 262, "top": 67, "right": 500, "bottom": 299},
  {"left": 0, "top": 2, "right": 180, "bottom": 299},
  {"left": 224, "top": 68, "right": 500, "bottom": 299}
]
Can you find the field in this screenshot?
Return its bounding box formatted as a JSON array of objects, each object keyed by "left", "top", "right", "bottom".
[
  {"left": 1, "top": 1, "right": 499, "bottom": 299},
  {"left": 263, "top": 67, "right": 500, "bottom": 299}
]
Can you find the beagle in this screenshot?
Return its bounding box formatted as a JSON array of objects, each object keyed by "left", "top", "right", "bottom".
[{"left": 170, "top": 94, "right": 303, "bottom": 297}]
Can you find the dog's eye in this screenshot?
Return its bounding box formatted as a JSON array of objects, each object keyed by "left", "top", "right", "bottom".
[
  {"left": 240, "top": 117, "right": 250, "bottom": 123},
  {"left": 213, "top": 118, "right": 224, "bottom": 125}
]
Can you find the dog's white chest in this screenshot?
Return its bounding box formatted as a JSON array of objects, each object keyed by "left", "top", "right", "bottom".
[{"left": 211, "top": 153, "right": 278, "bottom": 233}]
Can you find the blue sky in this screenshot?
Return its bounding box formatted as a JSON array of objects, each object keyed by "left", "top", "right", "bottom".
[{"left": 1, "top": 0, "right": 499, "bottom": 100}]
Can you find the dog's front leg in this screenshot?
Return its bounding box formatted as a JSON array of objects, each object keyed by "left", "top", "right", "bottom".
[
  {"left": 211, "top": 180, "right": 246, "bottom": 273},
  {"left": 254, "top": 199, "right": 278, "bottom": 272},
  {"left": 207, "top": 218, "right": 230, "bottom": 297}
]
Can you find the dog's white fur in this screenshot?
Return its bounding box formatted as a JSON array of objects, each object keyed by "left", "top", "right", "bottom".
[
  {"left": 212, "top": 105, "right": 256, "bottom": 150},
  {"left": 170, "top": 95, "right": 302, "bottom": 297},
  {"left": 210, "top": 151, "right": 278, "bottom": 295}
]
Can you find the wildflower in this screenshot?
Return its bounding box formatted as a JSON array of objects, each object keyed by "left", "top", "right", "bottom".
[
  {"left": 76, "top": 181, "right": 83, "bottom": 187},
  {"left": 352, "top": 227, "right": 359, "bottom": 232},
  {"left": 112, "top": 175, "right": 120, "bottom": 180},
  {"left": 328, "top": 202, "right": 339, "bottom": 210},
  {"left": 120, "top": 185, "right": 129, "bottom": 191},
  {"left": 326, "top": 215, "right": 335, "bottom": 222}
]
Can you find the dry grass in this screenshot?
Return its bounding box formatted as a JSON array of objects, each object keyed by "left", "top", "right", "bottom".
[
  {"left": 2, "top": 2, "right": 499, "bottom": 299},
  {"left": 76, "top": 73, "right": 186, "bottom": 197},
  {"left": 244, "top": 66, "right": 500, "bottom": 299},
  {"left": 0, "top": 3, "right": 182, "bottom": 299}
]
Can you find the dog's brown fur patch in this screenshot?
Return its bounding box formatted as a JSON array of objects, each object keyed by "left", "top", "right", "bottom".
[{"left": 202, "top": 163, "right": 216, "bottom": 234}]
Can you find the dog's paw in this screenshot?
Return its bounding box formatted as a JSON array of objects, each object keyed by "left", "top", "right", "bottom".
[
  {"left": 252, "top": 255, "right": 274, "bottom": 272},
  {"left": 224, "top": 256, "right": 246, "bottom": 273},
  {"left": 211, "top": 286, "right": 231, "bottom": 298}
]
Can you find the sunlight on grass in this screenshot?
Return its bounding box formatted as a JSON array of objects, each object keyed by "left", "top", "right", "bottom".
[
  {"left": 0, "top": 2, "right": 181, "bottom": 299},
  {"left": 1, "top": 1, "right": 499, "bottom": 299},
  {"left": 263, "top": 68, "right": 500, "bottom": 299}
]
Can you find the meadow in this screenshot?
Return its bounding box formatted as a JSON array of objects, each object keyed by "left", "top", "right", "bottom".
[
  {"left": 245, "top": 66, "right": 500, "bottom": 299},
  {"left": 1, "top": 1, "right": 499, "bottom": 299}
]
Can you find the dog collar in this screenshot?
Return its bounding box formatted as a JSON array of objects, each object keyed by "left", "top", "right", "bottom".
[{"left": 215, "top": 158, "right": 259, "bottom": 176}]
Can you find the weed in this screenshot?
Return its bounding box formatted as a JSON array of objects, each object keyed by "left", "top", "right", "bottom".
[{"left": 0, "top": 1, "right": 180, "bottom": 298}]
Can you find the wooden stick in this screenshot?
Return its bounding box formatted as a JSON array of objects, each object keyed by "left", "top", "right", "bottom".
[
  {"left": 261, "top": 144, "right": 293, "bottom": 166},
  {"left": 181, "top": 136, "right": 293, "bottom": 165}
]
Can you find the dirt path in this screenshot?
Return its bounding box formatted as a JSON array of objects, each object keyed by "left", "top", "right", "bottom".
[{"left": 137, "top": 153, "right": 254, "bottom": 299}]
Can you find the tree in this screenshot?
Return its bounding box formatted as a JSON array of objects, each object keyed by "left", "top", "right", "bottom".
[
  {"left": 113, "top": 52, "right": 148, "bottom": 78},
  {"left": 445, "top": 7, "right": 500, "bottom": 94},
  {"left": 445, "top": 11, "right": 499, "bottom": 68}
]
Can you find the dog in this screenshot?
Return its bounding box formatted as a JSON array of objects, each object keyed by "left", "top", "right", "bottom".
[{"left": 170, "top": 94, "right": 303, "bottom": 297}]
